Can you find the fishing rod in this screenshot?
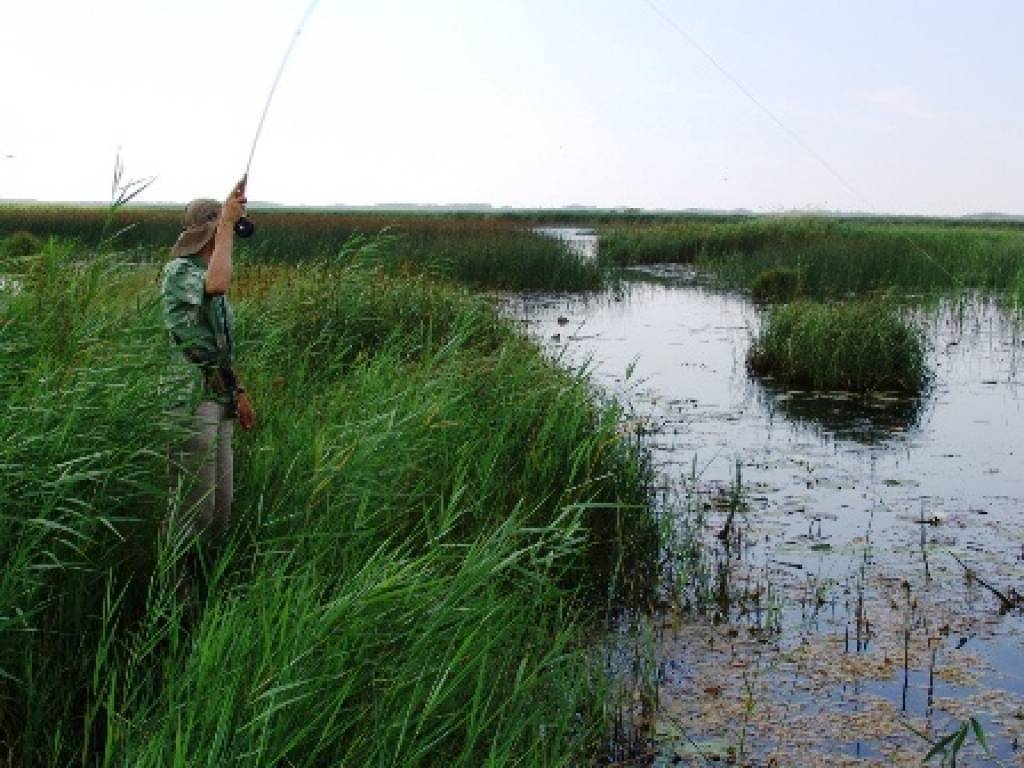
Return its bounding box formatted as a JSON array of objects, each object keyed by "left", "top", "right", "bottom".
[{"left": 234, "top": 0, "right": 322, "bottom": 238}]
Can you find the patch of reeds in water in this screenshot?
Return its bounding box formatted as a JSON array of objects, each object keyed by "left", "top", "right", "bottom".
[
  {"left": 0, "top": 240, "right": 655, "bottom": 766},
  {"left": 750, "top": 267, "right": 801, "bottom": 303},
  {"left": 599, "top": 216, "right": 844, "bottom": 266},
  {"left": 748, "top": 299, "right": 929, "bottom": 394},
  {"left": 599, "top": 217, "right": 1024, "bottom": 299}
]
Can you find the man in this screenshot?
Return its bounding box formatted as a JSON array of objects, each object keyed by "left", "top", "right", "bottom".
[{"left": 161, "top": 177, "right": 255, "bottom": 538}]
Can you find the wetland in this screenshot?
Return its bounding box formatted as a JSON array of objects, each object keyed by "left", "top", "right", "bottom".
[
  {"left": 2, "top": 209, "right": 1022, "bottom": 766},
  {"left": 520, "top": 228, "right": 1024, "bottom": 766}
]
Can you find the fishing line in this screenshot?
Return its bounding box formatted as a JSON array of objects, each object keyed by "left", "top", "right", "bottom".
[
  {"left": 641, "top": 0, "right": 871, "bottom": 209},
  {"left": 640, "top": 0, "right": 964, "bottom": 289},
  {"left": 235, "top": 0, "right": 322, "bottom": 237}
]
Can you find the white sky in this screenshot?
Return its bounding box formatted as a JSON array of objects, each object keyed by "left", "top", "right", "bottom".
[{"left": 2, "top": 1, "right": 1022, "bottom": 215}]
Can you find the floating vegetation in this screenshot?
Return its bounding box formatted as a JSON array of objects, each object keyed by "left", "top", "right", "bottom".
[{"left": 748, "top": 299, "right": 929, "bottom": 394}]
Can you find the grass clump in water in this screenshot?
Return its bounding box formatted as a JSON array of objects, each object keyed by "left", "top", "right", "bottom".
[
  {"left": 748, "top": 299, "right": 928, "bottom": 394},
  {"left": 750, "top": 267, "right": 801, "bottom": 303}
]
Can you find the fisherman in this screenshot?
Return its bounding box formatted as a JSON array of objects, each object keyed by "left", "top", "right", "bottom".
[{"left": 162, "top": 177, "right": 255, "bottom": 538}]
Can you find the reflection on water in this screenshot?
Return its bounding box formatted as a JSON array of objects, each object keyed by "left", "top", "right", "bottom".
[
  {"left": 533, "top": 226, "right": 600, "bottom": 261},
  {"left": 755, "top": 384, "right": 926, "bottom": 444},
  {"left": 509, "top": 255, "right": 1024, "bottom": 765}
]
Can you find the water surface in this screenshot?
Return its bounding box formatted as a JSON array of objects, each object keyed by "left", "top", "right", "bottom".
[{"left": 512, "top": 243, "right": 1024, "bottom": 766}]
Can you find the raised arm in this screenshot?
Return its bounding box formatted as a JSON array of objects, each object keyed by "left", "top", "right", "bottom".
[{"left": 206, "top": 176, "right": 247, "bottom": 295}]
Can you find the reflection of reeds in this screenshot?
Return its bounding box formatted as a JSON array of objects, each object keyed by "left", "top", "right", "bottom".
[
  {"left": 755, "top": 385, "right": 924, "bottom": 443},
  {"left": 748, "top": 300, "right": 929, "bottom": 394},
  {"left": 0, "top": 240, "right": 656, "bottom": 765}
]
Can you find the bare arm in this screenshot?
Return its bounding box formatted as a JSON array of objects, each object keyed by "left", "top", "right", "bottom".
[{"left": 206, "top": 176, "right": 247, "bottom": 295}]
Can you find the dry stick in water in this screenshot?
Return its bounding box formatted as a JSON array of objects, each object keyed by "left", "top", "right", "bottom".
[{"left": 949, "top": 552, "right": 1021, "bottom": 613}]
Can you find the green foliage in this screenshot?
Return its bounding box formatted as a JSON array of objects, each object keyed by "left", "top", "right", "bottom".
[
  {"left": 599, "top": 216, "right": 1024, "bottom": 298},
  {"left": 600, "top": 217, "right": 826, "bottom": 265},
  {"left": 904, "top": 715, "right": 991, "bottom": 766},
  {"left": 750, "top": 267, "right": 801, "bottom": 303},
  {"left": 0, "top": 206, "right": 603, "bottom": 292},
  {"left": 923, "top": 717, "right": 989, "bottom": 765},
  {"left": 1, "top": 230, "right": 43, "bottom": 258},
  {"left": 0, "top": 241, "right": 654, "bottom": 765},
  {"left": 748, "top": 299, "right": 929, "bottom": 394}
]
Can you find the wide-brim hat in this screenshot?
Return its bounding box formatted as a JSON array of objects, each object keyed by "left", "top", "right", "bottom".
[{"left": 169, "top": 198, "right": 222, "bottom": 259}]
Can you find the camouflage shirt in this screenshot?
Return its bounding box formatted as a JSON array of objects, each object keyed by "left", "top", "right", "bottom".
[{"left": 160, "top": 255, "right": 237, "bottom": 408}]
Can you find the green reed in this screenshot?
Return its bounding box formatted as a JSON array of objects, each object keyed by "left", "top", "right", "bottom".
[
  {"left": 0, "top": 207, "right": 602, "bottom": 292},
  {"left": 599, "top": 217, "right": 1024, "bottom": 299},
  {"left": 0, "top": 240, "right": 654, "bottom": 766},
  {"left": 748, "top": 299, "right": 929, "bottom": 394},
  {"left": 750, "top": 267, "right": 801, "bottom": 303}
]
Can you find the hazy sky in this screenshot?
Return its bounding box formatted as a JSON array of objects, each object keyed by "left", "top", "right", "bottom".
[{"left": 2, "top": 1, "right": 1022, "bottom": 214}]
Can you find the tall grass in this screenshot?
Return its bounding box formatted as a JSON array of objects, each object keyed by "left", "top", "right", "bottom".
[
  {"left": 749, "top": 267, "right": 801, "bottom": 303},
  {"left": 600, "top": 217, "right": 1024, "bottom": 299},
  {"left": 0, "top": 231, "right": 42, "bottom": 258},
  {"left": 748, "top": 299, "right": 929, "bottom": 394},
  {"left": 0, "top": 207, "right": 602, "bottom": 292},
  {"left": 0, "top": 240, "right": 654, "bottom": 765}
]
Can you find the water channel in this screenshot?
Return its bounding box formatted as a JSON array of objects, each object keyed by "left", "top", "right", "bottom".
[{"left": 516, "top": 230, "right": 1024, "bottom": 766}]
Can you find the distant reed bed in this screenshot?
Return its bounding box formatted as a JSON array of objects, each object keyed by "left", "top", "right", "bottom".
[
  {"left": 0, "top": 239, "right": 654, "bottom": 765},
  {"left": 600, "top": 217, "right": 1024, "bottom": 299},
  {"left": 0, "top": 206, "right": 602, "bottom": 291}
]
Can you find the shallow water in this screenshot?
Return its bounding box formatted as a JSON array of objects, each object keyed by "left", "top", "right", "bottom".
[
  {"left": 532, "top": 226, "right": 600, "bottom": 261},
  {"left": 512, "top": 246, "right": 1024, "bottom": 765}
]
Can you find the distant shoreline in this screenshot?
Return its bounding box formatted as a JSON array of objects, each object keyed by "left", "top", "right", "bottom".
[{"left": 1, "top": 199, "right": 1021, "bottom": 222}]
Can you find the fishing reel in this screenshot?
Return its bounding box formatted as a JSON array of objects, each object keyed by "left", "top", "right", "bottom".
[{"left": 234, "top": 217, "right": 255, "bottom": 238}]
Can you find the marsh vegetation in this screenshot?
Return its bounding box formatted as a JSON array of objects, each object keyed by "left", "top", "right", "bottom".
[
  {"left": 4, "top": 210, "right": 1022, "bottom": 765},
  {"left": 518, "top": 242, "right": 1024, "bottom": 765},
  {"left": 0, "top": 235, "right": 654, "bottom": 765},
  {"left": 600, "top": 216, "right": 1024, "bottom": 301},
  {"left": 0, "top": 207, "right": 603, "bottom": 292},
  {"left": 748, "top": 299, "right": 929, "bottom": 394}
]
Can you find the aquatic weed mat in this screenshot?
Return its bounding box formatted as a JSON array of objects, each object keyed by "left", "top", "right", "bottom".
[{"left": 651, "top": 483, "right": 1024, "bottom": 767}]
